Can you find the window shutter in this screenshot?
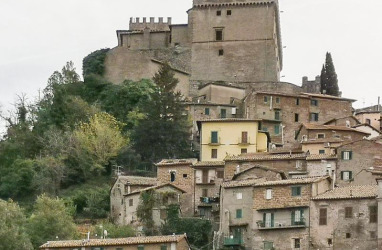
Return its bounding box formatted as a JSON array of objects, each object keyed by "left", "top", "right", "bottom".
[
  {"left": 291, "top": 210, "right": 295, "bottom": 225},
  {"left": 271, "top": 213, "right": 274, "bottom": 227},
  {"left": 341, "top": 171, "right": 344, "bottom": 180},
  {"left": 341, "top": 151, "right": 344, "bottom": 159},
  {"left": 349, "top": 171, "right": 353, "bottom": 180},
  {"left": 301, "top": 209, "right": 304, "bottom": 222},
  {"left": 349, "top": 151, "right": 353, "bottom": 160},
  {"left": 263, "top": 213, "right": 266, "bottom": 224}
]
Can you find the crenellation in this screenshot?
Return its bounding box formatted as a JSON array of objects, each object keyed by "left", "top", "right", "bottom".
[{"left": 129, "top": 16, "right": 172, "bottom": 31}]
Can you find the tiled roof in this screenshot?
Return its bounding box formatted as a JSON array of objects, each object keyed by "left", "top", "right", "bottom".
[
  {"left": 193, "top": 161, "right": 225, "bottom": 167},
  {"left": 253, "top": 176, "right": 329, "bottom": 187},
  {"left": 323, "top": 115, "right": 361, "bottom": 125},
  {"left": 197, "top": 118, "right": 261, "bottom": 123},
  {"left": 301, "top": 93, "right": 356, "bottom": 102},
  {"left": 125, "top": 183, "right": 187, "bottom": 196},
  {"left": 40, "top": 235, "right": 186, "bottom": 248},
  {"left": 233, "top": 164, "right": 287, "bottom": 180},
  {"left": 301, "top": 138, "right": 344, "bottom": 144},
  {"left": 303, "top": 123, "right": 370, "bottom": 134},
  {"left": 156, "top": 158, "right": 197, "bottom": 166},
  {"left": 306, "top": 154, "right": 337, "bottom": 161},
  {"left": 222, "top": 178, "right": 265, "bottom": 188},
  {"left": 194, "top": 1, "right": 274, "bottom": 8},
  {"left": 312, "top": 185, "right": 377, "bottom": 200},
  {"left": 225, "top": 153, "right": 307, "bottom": 161},
  {"left": 117, "top": 176, "right": 157, "bottom": 186}
]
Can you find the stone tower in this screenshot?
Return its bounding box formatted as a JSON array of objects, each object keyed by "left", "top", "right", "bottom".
[{"left": 189, "top": 0, "right": 282, "bottom": 83}]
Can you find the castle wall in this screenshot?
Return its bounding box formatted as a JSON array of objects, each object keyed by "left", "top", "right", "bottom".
[
  {"left": 198, "top": 84, "right": 245, "bottom": 105},
  {"left": 170, "top": 25, "right": 190, "bottom": 47},
  {"left": 129, "top": 17, "right": 171, "bottom": 31}
]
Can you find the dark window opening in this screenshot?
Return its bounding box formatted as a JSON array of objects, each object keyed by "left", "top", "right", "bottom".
[
  {"left": 346, "top": 233, "right": 351, "bottom": 239},
  {"left": 366, "top": 118, "right": 371, "bottom": 125},
  {"left": 216, "top": 10, "right": 221, "bottom": 16},
  {"left": 217, "top": 171, "right": 224, "bottom": 179},
  {"left": 294, "top": 239, "right": 301, "bottom": 249},
  {"left": 296, "top": 98, "right": 300, "bottom": 105},
  {"left": 211, "top": 149, "right": 218, "bottom": 159},
  {"left": 129, "top": 199, "right": 133, "bottom": 207},
  {"left": 319, "top": 208, "right": 327, "bottom": 225},
  {"left": 328, "top": 239, "right": 332, "bottom": 245},
  {"left": 264, "top": 96, "right": 268, "bottom": 103},
  {"left": 370, "top": 206, "right": 377, "bottom": 223},
  {"left": 170, "top": 172, "right": 176, "bottom": 182},
  {"left": 295, "top": 113, "right": 299, "bottom": 122},
  {"left": 218, "top": 49, "right": 224, "bottom": 56},
  {"left": 220, "top": 108, "right": 226, "bottom": 118},
  {"left": 205, "top": 108, "right": 210, "bottom": 115},
  {"left": 345, "top": 207, "right": 353, "bottom": 218},
  {"left": 215, "top": 29, "right": 223, "bottom": 41},
  {"left": 241, "top": 148, "right": 247, "bottom": 154},
  {"left": 227, "top": 10, "right": 232, "bottom": 15},
  {"left": 319, "top": 150, "right": 325, "bottom": 154},
  {"left": 317, "top": 133, "right": 325, "bottom": 139},
  {"left": 291, "top": 186, "right": 301, "bottom": 196},
  {"left": 310, "top": 113, "right": 319, "bottom": 121},
  {"left": 311, "top": 99, "right": 318, "bottom": 106},
  {"left": 275, "top": 110, "right": 280, "bottom": 120},
  {"left": 276, "top": 97, "right": 280, "bottom": 103},
  {"left": 183, "top": 174, "right": 188, "bottom": 178}
]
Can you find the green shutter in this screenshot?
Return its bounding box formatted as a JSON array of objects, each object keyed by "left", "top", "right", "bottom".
[
  {"left": 161, "top": 245, "right": 167, "bottom": 250},
  {"left": 205, "top": 108, "right": 210, "bottom": 115},
  {"left": 138, "top": 246, "right": 144, "bottom": 250},
  {"left": 341, "top": 151, "right": 344, "bottom": 159},
  {"left": 211, "top": 131, "right": 218, "bottom": 143},
  {"left": 291, "top": 210, "right": 295, "bottom": 225},
  {"left": 271, "top": 213, "right": 274, "bottom": 227},
  {"left": 349, "top": 151, "right": 353, "bottom": 160},
  {"left": 236, "top": 209, "right": 242, "bottom": 218}
]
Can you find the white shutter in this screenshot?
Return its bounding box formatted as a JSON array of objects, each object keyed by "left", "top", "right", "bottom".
[
  {"left": 343, "top": 171, "right": 350, "bottom": 180},
  {"left": 266, "top": 189, "right": 272, "bottom": 200},
  {"left": 195, "top": 170, "right": 202, "bottom": 184},
  {"left": 295, "top": 210, "right": 301, "bottom": 222},
  {"left": 265, "top": 213, "right": 272, "bottom": 227},
  {"left": 236, "top": 193, "right": 243, "bottom": 200},
  {"left": 208, "top": 169, "right": 215, "bottom": 183}
]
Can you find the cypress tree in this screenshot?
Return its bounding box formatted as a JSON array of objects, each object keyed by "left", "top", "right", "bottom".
[{"left": 320, "top": 52, "right": 339, "bottom": 96}]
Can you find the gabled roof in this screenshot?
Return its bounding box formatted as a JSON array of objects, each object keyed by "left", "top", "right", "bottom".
[
  {"left": 225, "top": 152, "right": 307, "bottom": 162},
  {"left": 193, "top": 161, "right": 225, "bottom": 168},
  {"left": 302, "top": 123, "right": 369, "bottom": 134},
  {"left": 253, "top": 176, "right": 330, "bottom": 187},
  {"left": 301, "top": 138, "right": 344, "bottom": 144},
  {"left": 232, "top": 164, "right": 287, "bottom": 180},
  {"left": 336, "top": 138, "right": 382, "bottom": 149},
  {"left": 312, "top": 185, "right": 377, "bottom": 200},
  {"left": 156, "top": 158, "right": 197, "bottom": 166},
  {"left": 116, "top": 176, "right": 157, "bottom": 186},
  {"left": 323, "top": 115, "right": 361, "bottom": 125},
  {"left": 352, "top": 123, "right": 382, "bottom": 134},
  {"left": 124, "top": 183, "right": 187, "bottom": 196},
  {"left": 40, "top": 235, "right": 187, "bottom": 248}
]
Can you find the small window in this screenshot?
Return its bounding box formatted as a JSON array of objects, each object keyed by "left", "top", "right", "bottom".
[
  {"left": 215, "top": 29, "right": 223, "bottom": 41},
  {"left": 311, "top": 99, "right": 318, "bottom": 106},
  {"left": 202, "top": 189, "right": 208, "bottom": 197},
  {"left": 319, "top": 208, "right": 327, "bottom": 225},
  {"left": 370, "top": 206, "right": 377, "bottom": 223},
  {"left": 220, "top": 108, "right": 226, "bottom": 118},
  {"left": 170, "top": 171, "right": 176, "bottom": 182},
  {"left": 366, "top": 118, "right": 371, "bottom": 125},
  {"left": 319, "top": 150, "right": 325, "bottom": 154},
  {"left": 266, "top": 189, "right": 272, "bottom": 200},
  {"left": 227, "top": 10, "right": 232, "bottom": 15},
  {"left": 345, "top": 207, "right": 352, "bottom": 218},
  {"left": 327, "top": 238, "right": 332, "bottom": 245},
  {"left": 341, "top": 151, "right": 352, "bottom": 160},
  {"left": 294, "top": 238, "right": 301, "bottom": 249},
  {"left": 236, "top": 209, "right": 242, "bottom": 218},
  {"left": 183, "top": 174, "right": 188, "bottom": 178},
  {"left": 217, "top": 171, "right": 224, "bottom": 179},
  {"left": 295, "top": 113, "right": 299, "bottom": 122},
  {"left": 241, "top": 148, "right": 247, "bottom": 154},
  {"left": 211, "top": 149, "right": 218, "bottom": 159},
  {"left": 275, "top": 97, "right": 280, "bottom": 103},
  {"left": 138, "top": 246, "right": 144, "bottom": 250},
  {"left": 317, "top": 133, "right": 325, "bottom": 139},
  {"left": 341, "top": 171, "right": 352, "bottom": 181},
  {"left": 236, "top": 192, "right": 243, "bottom": 200},
  {"left": 216, "top": 10, "right": 221, "bottom": 16},
  {"left": 345, "top": 233, "right": 351, "bottom": 239},
  {"left": 205, "top": 108, "right": 210, "bottom": 115},
  {"left": 262, "top": 126, "right": 268, "bottom": 132},
  {"left": 296, "top": 98, "right": 300, "bottom": 105},
  {"left": 264, "top": 241, "right": 274, "bottom": 250},
  {"left": 218, "top": 49, "right": 224, "bottom": 56},
  {"left": 291, "top": 186, "right": 301, "bottom": 196},
  {"left": 274, "top": 125, "right": 280, "bottom": 135},
  {"left": 211, "top": 131, "right": 218, "bottom": 143},
  {"left": 310, "top": 113, "right": 319, "bottom": 122},
  {"left": 241, "top": 131, "right": 248, "bottom": 143},
  {"left": 264, "top": 96, "right": 268, "bottom": 103},
  {"left": 275, "top": 110, "right": 280, "bottom": 120},
  {"left": 129, "top": 199, "right": 133, "bottom": 207}
]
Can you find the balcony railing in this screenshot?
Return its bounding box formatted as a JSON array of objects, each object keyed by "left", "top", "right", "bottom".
[
  {"left": 238, "top": 137, "right": 250, "bottom": 145},
  {"left": 223, "top": 237, "right": 243, "bottom": 246},
  {"left": 200, "top": 196, "right": 220, "bottom": 203},
  {"left": 208, "top": 137, "right": 221, "bottom": 145},
  {"left": 257, "top": 219, "right": 307, "bottom": 230}
]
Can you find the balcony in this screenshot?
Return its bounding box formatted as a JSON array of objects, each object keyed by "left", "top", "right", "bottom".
[
  {"left": 238, "top": 137, "right": 250, "bottom": 145},
  {"left": 224, "top": 237, "right": 243, "bottom": 246},
  {"left": 208, "top": 137, "right": 221, "bottom": 146},
  {"left": 200, "top": 196, "right": 220, "bottom": 203},
  {"left": 257, "top": 219, "right": 307, "bottom": 230}
]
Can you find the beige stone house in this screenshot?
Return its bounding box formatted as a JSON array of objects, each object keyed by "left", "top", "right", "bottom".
[
  {"left": 310, "top": 185, "right": 378, "bottom": 250},
  {"left": 110, "top": 176, "right": 156, "bottom": 225},
  {"left": 40, "top": 234, "right": 190, "bottom": 250},
  {"left": 352, "top": 123, "right": 382, "bottom": 139},
  {"left": 323, "top": 115, "right": 361, "bottom": 127},
  {"left": 355, "top": 111, "right": 381, "bottom": 132}
]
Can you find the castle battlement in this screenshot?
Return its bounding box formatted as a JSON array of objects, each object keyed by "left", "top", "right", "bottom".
[
  {"left": 193, "top": 0, "right": 276, "bottom": 5},
  {"left": 129, "top": 17, "right": 172, "bottom": 31}
]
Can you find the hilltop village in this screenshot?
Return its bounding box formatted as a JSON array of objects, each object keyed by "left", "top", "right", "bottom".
[{"left": 21, "top": 0, "right": 382, "bottom": 249}]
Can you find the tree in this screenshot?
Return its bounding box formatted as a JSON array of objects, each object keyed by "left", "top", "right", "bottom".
[
  {"left": 27, "top": 194, "right": 77, "bottom": 248},
  {"left": 0, "top": 199, "right": 33, "bottom": 250},
  {"left": 131, "top": 63, "right": 193, "bottom": 164},
  {"left": 320, "top": 52, "right": 339, "bottom": 96},
  {"left": 94, "top": 222, "right": 135, "bottom": 238}
]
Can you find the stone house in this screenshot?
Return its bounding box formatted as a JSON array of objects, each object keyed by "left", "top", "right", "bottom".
[
  {"left": 310, "top": 185, "right": 378, "bottom": 250},
  {"left": 193, "top": 161, "right": 225, "bottom": 220},
  {"left": 306, "top": 154, "right": 337, "bottom": 177},
  {"left": 355, "top": 111, "right": 381, "bottom": 132},
  {"left": 335, "top": 139, "right": 382, "bottom": 187},
  {"left": 124, "top": 184, "right": 186, "bottom": 228},
  {"left": 352, "top": 123, "right": 381, "bottom": 139},
  {"left": 295, "top": 123, "right": 370, "bottom": 154},
  {"left": 197, "top": 119, "right": 268, "bottom": 161},
  {"left": 323, "top": 115, "right": 361, "bottom": 127},
  {"left": 110, "top": 176, "right": 156, "bottom": 225},
  {"left": 40, "top": 234, "right": 190, "bottom": 250}
]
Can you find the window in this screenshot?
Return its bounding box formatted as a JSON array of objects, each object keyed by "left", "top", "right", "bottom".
[
  {"left": 211, "top": 149, "right": 218, "bottom": 158},
  {"left": 311, "top": 99, "right": 318, "bottom": 106},
  {"left": 366, "top": 118, "right": 371, "bottom": 125},
  {"left": 211, "top": 131, "right": 218, "bottom": 143},
  {"left": 202, "top": 169, "right": 208, "bottom": 183},
  {"left": 121, "top": 198, "right": 124, "bottom": 205},
  {"left": 160, "top": 209, "right": 167, "bottom": 220},
  {"left": 160, "top": 245, "right": 168, "bottom": 250},
  {"left": 341, "top": 171, "right": 352, "bottom": 181},
  {"left": 264, "top": 96, "right": 268, "bottom": 103},
  {"left": 116, "top": 248, "right": 123, "bottom": 250},
  {"left": 295, "top": 113, "right": 299, "bottom": 122},
  {"left": 263, "top": 213, "right": 274, "bottom": 228},
  {"left": 319, "top": 208, "right": 327, "bottom": 225},
  {"left": 327, "top": 238, "right": 333, "bottom": 245},
  {"left": 205, "top": 108, "right": 210, "bottom": 115},
  {"left": 236, "top": 192, "right": 243, "bottom": 200},
  {"left": 137, "top": 246, "right": 144, "bottom": 250},
  {"left": 216, "top": 10, "right": 221, "bottom": 16},
  {"left": 218, "top": 49, "right": 224, "bottom": 56},
  {"left": 170, "top": 171, "right": 176, "bottom": 182},
  {"left": 274, "top": 125, "right": 280, "bottom": 135},
  {"left": 341, "top": 151, "right": 352, "bottom": 160},
  {"left": 220, "top": 108, "right": 226, "bottom": 118},
  {"left": 275, "top": 97, "right": 280, "bottom": 103},
  {"left": 310, "top": 113, "right": 319, "bottom": 121},
  {"left": 369, "top": 206, "right": 377, "bottom": 223},
  {"left": 319, "top": 150, "right": 325, "bottom": 154},
  {"left": 345, "top": 207, "right": 352, "bottom": 218},
  {"left": 236, "top": 209, "right": 242, "bottom": 218},
  {"left": 217, "top": 170, "right": 224, "bottom": 179},
  {"left": 266, "top": 189, "right": 272, "bottom": 200},
  {"left": 296, "top": 98, "right": 300, "bottom": 105},
  {"left": 345, "top": 233, "right": 351, "bottom": 239},
  {"left": 202, "top": 189, "right": 208, "bottom": 197},
  {"left": 262, "top": 126, "right": 268, "bottom": 132},
  {"left": 294, "top": 238, "right": 301, "bottom": 249},
  {"left": 241, "top": 148, "right": 247, "bottom": 154},
  {"left": 317, "top": 133, "right": 325, "bottom": 139},
  {"left": 183, "top": 174, "right": 188, "bottom": 178},
  {"left": 264, "top": 241, "right": 274, "bottom": 250},
  {"left": 215, "top": 29, "right": 223, "bottom": 41},
  {"left": 227, "top": 10, "right": 232, "bottom": 15},
  {"left": 275, "top": 110, "right": 280, "bottom": 120},
  {"left": 129, "top": 199, "right": 133, "bottom": 207},
  {"left": 291, "top": 209, "right": 304, "bottom": 225},
  {"left": 291, "top": 186, "right": 301, "bottom": 196},
  {"left": 241, "top": 131, "right": 248, "bottom": 143}
]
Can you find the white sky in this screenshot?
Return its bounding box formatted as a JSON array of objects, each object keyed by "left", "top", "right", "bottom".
[{"left": 1, "top": 0, "right": 381, "bottom": 133}]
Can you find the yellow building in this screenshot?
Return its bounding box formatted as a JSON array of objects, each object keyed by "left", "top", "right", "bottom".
[{"left": 197, "top": 119, "right": 269, "bottom": 161}]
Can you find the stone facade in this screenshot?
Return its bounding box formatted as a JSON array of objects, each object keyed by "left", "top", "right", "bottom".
[{"left": 355, "top": 111, "right": 382, "bottom": 132}]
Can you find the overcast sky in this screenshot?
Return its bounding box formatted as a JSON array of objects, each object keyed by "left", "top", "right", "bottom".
[{"left": 1, "top": 0, "right": 381, "bottom": 133}]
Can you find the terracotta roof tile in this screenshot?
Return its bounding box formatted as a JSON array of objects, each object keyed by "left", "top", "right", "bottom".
[
  {"left": 303, "top": 123, "right": 369, "bottom": 134},
  {"left": 197, "top": 118, "right": 261, "bottom": 123},
  {"left": 301, "top": 138, "right": 344, "bottom": 144},
  {"left": 124, "top": 183, "right": 187, "bottom": 196},
  {"left": 156, "top": 158, "right": 197, "bottom": 166},
  {"left": 117, "top": 176, "right": 157, "bottom": 186},
  {"left": 40, "top": 235, "right": 186, "bottom": 248},
  {"left": 253, "top": 176, "right": 329, "bottom": 187},
  {"left": 222, "top": 178, "right": 266, "bottom": 188},
  {"left": 306, "top": 154, "right": 337, "bottom": 161},
  {"left": 312, "top": 185, "right": 377, "bottom": 200},
  {"left": 193, "top": 161, "right": 225, "bottom": 167},
  {"left": 225, "top": 153, "right": 307, "bottom": 161}
]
